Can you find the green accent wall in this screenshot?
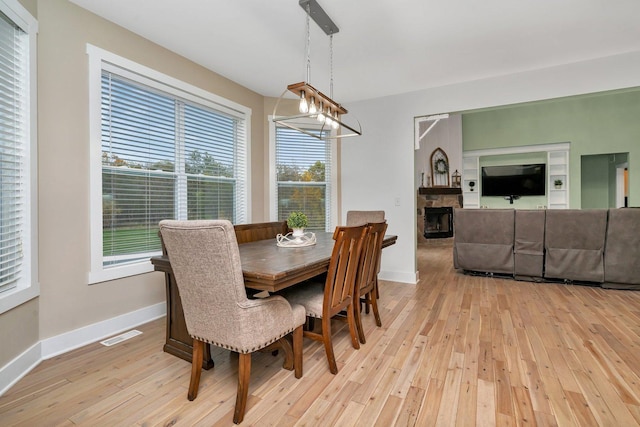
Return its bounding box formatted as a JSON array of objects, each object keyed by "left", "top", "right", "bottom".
[
  {"left": 462, "top": 88, "right": 640, "bottom": 208},
  {"left": 581, "top": 154, "right": 611, "bottom": 208}
]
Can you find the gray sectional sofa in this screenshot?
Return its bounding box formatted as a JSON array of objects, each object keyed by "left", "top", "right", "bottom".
[{"left": 453, "top": 208, "right": 640, "bottom": 290}]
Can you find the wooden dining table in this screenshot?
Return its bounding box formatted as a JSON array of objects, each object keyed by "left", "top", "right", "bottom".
[{"left": 150, "top": 231, "right": 397, "bottom": 368}]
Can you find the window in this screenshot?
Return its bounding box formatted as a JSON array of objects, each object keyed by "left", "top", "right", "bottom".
[
  {"left": 270, "top": 123, "right": 336, "bottom": 231},
  {"left": 0, "top": 0, "right": 37, "bottom": 314},
  {"left": 89, "top": 46, "right": 250, "bottom": 283}
]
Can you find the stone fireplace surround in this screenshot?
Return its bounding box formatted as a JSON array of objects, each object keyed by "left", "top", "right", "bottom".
[{"left": 417, "top": 187, "right": 463, "bottom": 240}]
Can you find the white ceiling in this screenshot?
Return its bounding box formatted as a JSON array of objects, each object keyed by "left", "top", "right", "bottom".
[{"left": 70, "top": 0, "right": 640, "bottom": 103}]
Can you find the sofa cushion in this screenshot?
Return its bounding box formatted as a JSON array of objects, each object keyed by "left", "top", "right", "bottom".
[
  {"left": 454, "top": 209, "right": 514, "bottom": 274},
  {"left": 603, "top": 208, "right": 640, "bottom": 289},
  {"left": 514, "top": 209, "right": 546, "bottom": 279},
  {"left": 544, "top": 209, "right": 607, "bottom": 283},
  {"left": 455, "top": 242, "right": 515, "bottom": 274}
]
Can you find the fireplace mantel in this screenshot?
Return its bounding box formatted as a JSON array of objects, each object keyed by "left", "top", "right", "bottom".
[{"left": 418, "top": 187, "right": 462, "bottom": 195}]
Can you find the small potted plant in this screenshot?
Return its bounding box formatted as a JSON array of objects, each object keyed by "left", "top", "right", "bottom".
[
  {"left": 554, "top": 179, "right": 563, "bottom": 189},
  {"left": 287, "top": 211, "right": 308, "bottom": 237}
]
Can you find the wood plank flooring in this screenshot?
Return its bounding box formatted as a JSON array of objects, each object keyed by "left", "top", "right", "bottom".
[{"left": 3, "top": 238, "right": 640, "bottom": 425}]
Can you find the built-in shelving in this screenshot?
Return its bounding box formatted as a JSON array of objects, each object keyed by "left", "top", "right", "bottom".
[
  {"left": 547, "top": 150, "right": 569, "bottom": 209},
  {"left": 462, "top": 142, "right": 570, "bottom": 209},
  {"left": 462, "top": 155, "right": 479, "bottom": 208}
]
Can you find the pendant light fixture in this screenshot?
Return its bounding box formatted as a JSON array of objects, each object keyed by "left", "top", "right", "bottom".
[{"left": 272, "top": 0, "right": 362, "bottom": 140}]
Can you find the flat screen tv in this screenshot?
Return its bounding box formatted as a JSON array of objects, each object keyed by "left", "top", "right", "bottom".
[{"left": 481, "top": 164, "right": 546, "bottom": 197}]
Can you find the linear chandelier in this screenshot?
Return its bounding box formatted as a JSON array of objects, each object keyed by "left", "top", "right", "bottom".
[{"left": 272, "top": 0, "right": 362, "bottom": 140}]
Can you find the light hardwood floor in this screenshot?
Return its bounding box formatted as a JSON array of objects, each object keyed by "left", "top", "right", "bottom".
[{"left": 3, "top": 239, "right": 640, "bottom": 426}]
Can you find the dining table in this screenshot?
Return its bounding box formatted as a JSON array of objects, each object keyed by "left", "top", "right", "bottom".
[{"left": 150, "top": 231, "right": 397, "bottom": 368}]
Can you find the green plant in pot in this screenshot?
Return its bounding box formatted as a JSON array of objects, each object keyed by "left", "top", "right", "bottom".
[
  {"left": 554, "top": 179, "right": 563, "bottom": 189},
  {"left": 287, "top": 211, "right": 308, "bottom": 237}
]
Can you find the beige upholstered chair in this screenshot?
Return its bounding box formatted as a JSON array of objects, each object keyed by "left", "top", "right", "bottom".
[
  {"left": 159, "top": 220, "right": 306, "bottom": 424},
  {"left": 354, "top": 221, "right": 387, "bottom": 344},
  {"left": 346, "top": 210, "right": 385, "bottom": 226},
  {"left": 280, "top": 225, "right": 367, "bottom": 374}
]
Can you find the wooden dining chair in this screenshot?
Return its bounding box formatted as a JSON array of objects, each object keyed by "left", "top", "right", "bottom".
[
  {"left": 280, "top": 225, "right": 367, "bottom": 374},
  {"left": 354, "top": 221, "right": 388, "bottom": 344},
  {"left": 234, "top": 220, "right": 288, "bottom": 244},
  {"left": 158, "top": 220, "right": 306, "bottom": 424},
  {"left": 346, "top": 210, "right": 386, "bottom": 313},
  {"left": 233, "top": 221, "right": 289, "bottom": 298}
]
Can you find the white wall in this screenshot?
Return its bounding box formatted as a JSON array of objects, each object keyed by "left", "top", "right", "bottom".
[
  {"left": 341, "top": 51, "right": 640, "bottom": 283},
  {"left": 415, "top": 114, "right": 462, "bottom": 188}
]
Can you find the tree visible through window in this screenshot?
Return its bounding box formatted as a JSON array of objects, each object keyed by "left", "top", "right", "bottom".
[{"left": 275, "top": 127, "right": 331, "bottom": 231}]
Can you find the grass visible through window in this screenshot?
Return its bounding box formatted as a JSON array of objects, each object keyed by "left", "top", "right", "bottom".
[{"left": 103, "top": 227, "right": 161, "bottom": 256}]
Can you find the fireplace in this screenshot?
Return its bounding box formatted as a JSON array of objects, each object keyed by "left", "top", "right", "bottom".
[{"left": 424, "top": 207, "right": 454, "bottom": 239}]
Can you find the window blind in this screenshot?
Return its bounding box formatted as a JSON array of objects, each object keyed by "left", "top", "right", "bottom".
[
  {"left": 0, "top": 11, "right": 27, "bottom": 293},
  {"left": 183, "top": 103, "right": 241, "bottom": 221},
  {"left": 101, "top": 71, "right": 247, "bottom": 268},
  {"left": 275, "top": 127, "right": 331, "bottom": 231}
]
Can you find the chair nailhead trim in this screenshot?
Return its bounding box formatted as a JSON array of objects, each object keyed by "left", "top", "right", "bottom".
[{"left": 191, "top": 326, "right": 296, "bottom": 354}]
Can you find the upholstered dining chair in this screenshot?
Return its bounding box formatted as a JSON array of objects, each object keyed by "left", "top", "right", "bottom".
[
  {"left": 280, "top": 225, "right": 367, "bottom": 374},
  {"left": 158, "top": 220, "right": 306, "bottom": 424},
  {"left": 354, "top": 221, "right": 388, "bottom": 344},
  {"left": 346, "top": 210, "right": 385, "bottom": 226}
]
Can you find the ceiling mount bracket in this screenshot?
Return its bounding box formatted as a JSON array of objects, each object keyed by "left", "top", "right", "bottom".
[{"left": 299, "top": 0, "right": 339, "bottom": 35}]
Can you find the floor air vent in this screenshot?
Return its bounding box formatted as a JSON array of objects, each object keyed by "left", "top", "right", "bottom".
[{"left": 100, "top": 329, "right": 142, "bottom": 347}]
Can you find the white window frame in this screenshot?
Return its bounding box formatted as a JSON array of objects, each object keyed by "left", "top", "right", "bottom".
[
  {"left": 88, "top": 45, "right": 251, "bottom": 284},
  {"left": 268, "top": 116, "right": 338, "bottom": 231},
  {"left": 0, "top": 0, "right": 38, "bottom": 315}
]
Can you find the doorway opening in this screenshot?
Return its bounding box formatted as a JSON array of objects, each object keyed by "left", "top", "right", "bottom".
[{"left": 580, "top": 152, "right": 629, "bottom": 209}]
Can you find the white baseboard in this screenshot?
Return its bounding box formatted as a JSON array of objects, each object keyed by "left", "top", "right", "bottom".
[
  {"left": 41, "top": 302, "right": 166, "bottom": 359},
  {"left": 0, "top": 302, "right": 166, "bottom": 396},
  {"left": 379, "top": 269, "right": 418, "bottom": 284},
  {"left": 0, "top": 342, "right": 41, "bottom": 396}
]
